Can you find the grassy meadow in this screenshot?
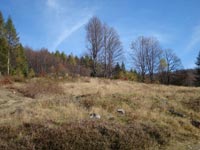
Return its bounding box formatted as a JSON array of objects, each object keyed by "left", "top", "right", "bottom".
[{"left": 0, "top": 76, "right": 200, "bottom": 150}]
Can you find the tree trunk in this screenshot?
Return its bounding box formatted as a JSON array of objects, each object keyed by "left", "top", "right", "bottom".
[{"left": 7, "top": 49, "right": 10, "bottom": 75}]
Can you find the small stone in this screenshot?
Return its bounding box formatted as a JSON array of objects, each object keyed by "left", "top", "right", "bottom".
[
  {"left": 191, "top": 120, "right": 200, "bottom": 129},
  {"left": 117, "top": 109, "right": 125, "bottom": 115},
  {"left": 90, "top": 113, "right": 101, "bottom": 119}
]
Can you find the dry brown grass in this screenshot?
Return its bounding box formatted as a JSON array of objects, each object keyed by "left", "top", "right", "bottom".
[
  {"left": 183, "top": 98, "right": 200, "bottom": 112},
  {"left": 16, "top": 79, "right": 64, "bottom": 98},
  {"left": 0, "top": 77, "right": 200, "bottom": 149}
]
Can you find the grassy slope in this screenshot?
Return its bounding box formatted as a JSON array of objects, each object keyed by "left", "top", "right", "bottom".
[{"left": 0, "top": 77, "right": 200, "bottom": 150}]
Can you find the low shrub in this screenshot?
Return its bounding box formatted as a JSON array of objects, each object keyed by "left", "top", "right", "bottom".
[
  {"left": 0, "top": 121, "right": 172, "bottom": 150},
  {"left": 0, "top": 76, "right": 13, "bottom": 86},
  {"left": 17, "top": 80, "right": 63, "bottom": 98},
  {"left": 80, "top": 98, "right": 95, "bottom": 110}
]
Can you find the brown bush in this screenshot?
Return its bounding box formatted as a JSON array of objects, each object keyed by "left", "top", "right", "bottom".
[
  {"left": 18, "top": 80, "right": 63, "bottom": 98},
  {"left": 142, "top": 123, "right": 172, "bottom": 145},
  {"left": 12, "top": 76, "right": 26, "bottom": 83},
  {"left": 0, "top": 121, "right": 172, "bottom": 150},
  {"left": 80, "top": 98, "right": 95, "bottom": 109},
  {"left": 76, "top": 94, "right": 96, "bottom": 109},
  {"left": 0, "top": 76, "right": 13, "bottom": 86}
]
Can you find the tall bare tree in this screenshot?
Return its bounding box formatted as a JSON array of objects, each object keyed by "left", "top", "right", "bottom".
[
  {"left": 102, "top": 24, "right": 123, "bottom": 77},
  {"left": 86, "top": 16, "right": 103, "bottom": 76},
  {"left": 131, "top": 36, "right": 162, "bottom": 82},
  {"left": 131, "top": 36, "right": 148, "bottom": 82},
  {"left": 145, "top": 37, "right": 162, "bottom": 82},
  {"left": 102, "top": 24, "right": 109, "bottom": 77},
  {"left": 163, "top": 49, "right": 183, "bottom": 84}
]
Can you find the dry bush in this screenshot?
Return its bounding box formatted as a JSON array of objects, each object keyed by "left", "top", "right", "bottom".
[
  {"left": 0, "top": 76, "right": 13, "bottom": 86},
  {"left": 18, "top": 80, "right": 63, "bottom": 98},
  {"left": 0, "top": 121, "right": 172, "bottom": 150},
  {"left": 99, "top": 100, "right": 116, "bottom": 112},
  {"left": 12, "top": 76, "right": 26, "bottom": 83},
  {"left": 80, "top": 98, "right": 95, "bottom": 109},
  {"left": 76, "top": 94, "right": 96, "bottom": 109},
  {"left": 142, "top": 123, "right": 172, "bottom": 145}
]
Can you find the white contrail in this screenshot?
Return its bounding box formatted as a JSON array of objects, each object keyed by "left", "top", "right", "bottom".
[
  {"left": 45, "top": 0, "right": 94, "bottom": 50},
  {"left": 52, "top": 15, "right": 91, "bottom": 50}
]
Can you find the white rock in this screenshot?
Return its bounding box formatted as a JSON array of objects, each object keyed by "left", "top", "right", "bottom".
[
  {"left": 90, "top": 113, "right": 101, "bottom": 119},
  {"left": 117, "top": 109, "right": 125, "bottom": 115}
]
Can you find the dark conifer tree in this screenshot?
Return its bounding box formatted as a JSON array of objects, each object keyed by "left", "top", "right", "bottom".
[
  {"left": 4, "top": 16, "right": 20, "bottom": 75},
  {"left": 0, "top": 11, "right": 8, "bottom": 75},
  {"left": 121, "top": 62, "right": 126, "bottom": 73},
  {"left": 195, "top": 51, "right": 200, "bottom": 86}
]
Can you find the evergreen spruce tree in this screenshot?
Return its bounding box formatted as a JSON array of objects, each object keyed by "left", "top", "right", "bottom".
[
  {"left": 60, "top": 52, "right": 66, "bottom": 62},
  {"left": 0, "top": 11, "right": 5, "bottom": 37},
  {"left": 54, "top": 50, "right": 60, "bottom": 57},
  {"left": 195, "top": 51, "right": 200, "bottom": 86},
  {"left": 5, "top": 16, "right": 19, "bottom": 75},
  {"left": 15, "top": 44, "right": 28, "bottom": 77},
  {"left": 121, "top": 62, "right": 126, "bottom": 73},
  {"left": 114, "top": 62, "right": 121, "bottom": 78},
  {"left": 0, "top": 38, "right": 8, "bottom": 74},
  {"left": 68, "top": 54, "right": 76, "bottom": 66},
  {"left": 0, "top": 11, "right": 7, "bottom": 75}
]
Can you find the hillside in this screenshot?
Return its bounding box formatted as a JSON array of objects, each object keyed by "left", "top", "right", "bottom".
[{"left": 0, "top": 77, "right": 200, "bottom": 150}]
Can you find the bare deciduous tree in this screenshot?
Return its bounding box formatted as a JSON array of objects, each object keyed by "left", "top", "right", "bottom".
[
  {"left": 86, "top": 16, "right": 103, "bottom": 76},
  {"left": 102, "top": 24, "right": 123, "bottom": 77},
  {"left": 86, "top": 17, "right": 123, "bottom": 77},
  {"left": 145, "top": 37, "right": 162, "bottom": 82},
  {"left": 131, "top": 36, "right": 162, "bottom": 82},
  {"left": 102, "top": 24, "right": 109, "bottom": 77},
  {"left": 131, "top": 36, "right": 148, "bottom": 82},
  {"left": 163, "top": 49, "right": 183, "bottom": 84}
]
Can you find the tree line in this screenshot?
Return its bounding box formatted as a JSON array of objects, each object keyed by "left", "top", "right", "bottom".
[
  {"left": 85, "top": 17, "right": 184, "bottom": 85},
  {"left": 0, "top": 11, "right": 200, "bottom": 86},
  {"left": 131, "top": 36, "right": 183, "bottom": 84}
]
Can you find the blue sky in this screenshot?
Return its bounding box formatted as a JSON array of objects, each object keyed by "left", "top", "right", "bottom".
[{"left": 1, "top": 0, "right": 200, "bottom": 69}]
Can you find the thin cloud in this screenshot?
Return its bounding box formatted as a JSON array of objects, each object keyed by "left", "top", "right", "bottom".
[
  {"left": 186, "top": 25, "right": 200, "bottom": 51},
  {"left": 148, "top": 32, "right": 171, "bottom": 44},
  {"left": 121, "top": 30, "right": 171, "bottom": 44},
  {"left": 46, "top": 0, "right": 60, "bottom": 9}
]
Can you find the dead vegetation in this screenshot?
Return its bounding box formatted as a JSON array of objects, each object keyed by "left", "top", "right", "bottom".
[
  {"left": 16, "top": 79, "right": 64, "bottom": 98},
  {"left": 0, "top": 77, "right": 200, "bottom": 150},
  {"left": 0, "top": 76, "right": 13, "bottom": 86},
  {"left": 183, "top": 98, "right": 200, "bottom": 112},
  {"left": 0, "top": 121, "right": 172, "bottom": 150}
]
